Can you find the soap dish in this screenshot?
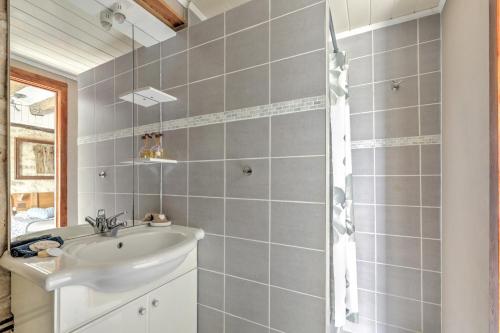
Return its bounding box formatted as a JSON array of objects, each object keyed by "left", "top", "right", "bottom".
[{"left": 149, "top": 221, "right": 172, "bottom": 227}]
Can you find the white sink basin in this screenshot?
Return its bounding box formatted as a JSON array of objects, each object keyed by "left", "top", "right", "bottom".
[
  {"left": 65, "top": 230, "right": 188, "bottom": 264},
  {"left": 0, "top": 225, "right": 204, "bottom": 293}
]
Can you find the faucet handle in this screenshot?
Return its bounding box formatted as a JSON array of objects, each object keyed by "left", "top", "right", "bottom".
[
  {"left": 85, "top": 216, "right": 96, "bottom": 227},
  {"left": 97, "top": 209, "right": 106, "bottom": 218},
  {"left": 106, "top": 211, "right": 127, "bottom": 225}
]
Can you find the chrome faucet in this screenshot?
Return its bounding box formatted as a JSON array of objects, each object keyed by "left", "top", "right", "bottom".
[{"left": 85, "top": 209, "right": 127, "bottom": 237}]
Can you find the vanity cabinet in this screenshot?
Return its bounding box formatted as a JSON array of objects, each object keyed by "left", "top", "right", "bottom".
[
  {"left": 10, "top": 248, "right": 198, "bottom": 333},
  {"left": 74, "top": 296, "right": 148, "bottom": 333},
  {"left": 148, "top": 269, "right": 196, "bottom": 333},
  {"left": 75, "top": 269, "right": 196, "bottom": 333}
]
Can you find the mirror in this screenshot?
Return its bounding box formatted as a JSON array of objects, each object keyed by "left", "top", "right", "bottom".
[{"left": 8, "top": 0, "right": 179, "bottom": 241}]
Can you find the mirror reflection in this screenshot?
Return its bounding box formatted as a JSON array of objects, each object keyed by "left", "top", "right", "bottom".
[{"left": 8, "top": 0, "right": 180, "bottom": 240}]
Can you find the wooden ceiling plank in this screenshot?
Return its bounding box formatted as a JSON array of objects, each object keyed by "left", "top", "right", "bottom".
[
  {"left": 371, "top": 0, "right": 393, "bottom": 24},
  {"left": 10, "top": 7, "right": 123, "bottom": 58},
  {"left": 10, "top": 8, "right": 116, "bottom": 61},
  {"left": 12, "top": 36, "right": 89, "bottom": 74},
  {"left": 392, "top": 0, "right": 417, "bottom": 18},
  {"left": 11, "top": 45, "right": 86, "bottom": 75},
  {"left": 348, "top": 0, "right": 371, "bottom": 30},
  {"left": 11, "top": 19, "right": 112, "bottom": 63},
  {"left": 331, "top": 0, "right": 350, "bottom": 33},
  {"left": 51, "top": 0, "right": 134, "bottom": 48},
  {"left": 23, "top": 0, "right": 133, "bottom": 52},
  {"left": 11, "top": 24, "right": 104, "bottom": 67},
  {"left": 12, "top": 0, "right": 130, "bottom": 55},
  {"left": 416, "top": 0, "right": 440, "bottom": 11},
  {"left": 134, "top": 0, "right": 185, "bottom": 30}
]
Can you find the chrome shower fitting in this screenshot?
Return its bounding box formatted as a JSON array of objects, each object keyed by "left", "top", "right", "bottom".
[{"left": 391, "top": 80, "right": 402, "bottom": 91}]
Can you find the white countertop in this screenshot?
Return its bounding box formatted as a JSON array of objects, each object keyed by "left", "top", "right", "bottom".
[{"left": 0, "top": 225, "right": 204, "bottom": 292}]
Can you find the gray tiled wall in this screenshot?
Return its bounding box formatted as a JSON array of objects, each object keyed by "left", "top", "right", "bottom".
[
  {"left": 78, "top": 0, "right": 327, "bottom": 332},
  {"left": 340, "top": 14, "right": 442, "bottom": 333}
]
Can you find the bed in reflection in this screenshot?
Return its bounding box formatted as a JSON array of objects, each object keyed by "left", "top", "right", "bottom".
[{"left": 10, "top": 192, "right": 56, "bottom": 239}]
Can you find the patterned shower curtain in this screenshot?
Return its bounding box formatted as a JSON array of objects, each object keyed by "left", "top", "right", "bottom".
[{"left": 329, "top": 51, "right": 359, "bottom": 332}]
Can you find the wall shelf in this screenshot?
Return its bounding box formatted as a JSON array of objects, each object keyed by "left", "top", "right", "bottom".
[{"left": 121, "top": 158, "right": 178, "bottom": 166}]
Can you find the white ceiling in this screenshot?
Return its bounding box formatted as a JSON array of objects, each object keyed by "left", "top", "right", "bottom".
[
  {"left": 332, "top": 0, "right": 442, "bottom": 33},
  {"left": 191, "top": 0, "right": 442, "bottom": 33},
  {"left": 10, "top": 0, "right": 135, "bottom": 76},
  {"left": 191, "top": 0, "right": 250, "bottom": 18}
]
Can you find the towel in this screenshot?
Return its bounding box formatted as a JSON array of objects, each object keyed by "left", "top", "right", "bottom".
[{"left": 11, "top": 235, "right": 64, "bottom": 258}]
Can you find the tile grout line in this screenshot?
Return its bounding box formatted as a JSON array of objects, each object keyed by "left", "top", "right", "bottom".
[
  {"left": 356, "top": 231, "right": 441, "bottom": 241},
  {"left": 79, "top": 191, "right": 328, "bottom": 205},
  {"left": 371, "top": 29, "right": 378, "bottom": 333},
  {"left": 357, "top": 287, "right": 441, "bottom": 307},
  {"left": 197, "top": 269, "right": 326, "bottom": 300},
  {"left": 268, "top": 0, "right": 272, "bottom": 330},
  {"left": 210, "top": 234, "right": 326, "bottom": 252},
  {"left": 356, "top": 259, "right": 442, "bottom": 274},
  {"left": 344, "top": 37, "right": 441, "bottom": 62},
  {"left": 93, "top": 68, "right": 97, "bottom": 222},
  {"left": 113, "top": 58, "right": 118, "bottom": 220},
  {"left": 353, "top": 203, "right": 440, "bottom": 209},
  {"left": 349, "top": 102, "right": 440, "bottom": 114},
  {"left": 417, "top": 17, "right": 425, "bottom": 333},
  {"left": 347, "top": 70, "right": 440, "bottom": 88},
  {"left": 222, "top": 12, "right": 227, "bottom": 333},
  {"left": 197, "top": 303, "right": 286, "bottom": 333},
  {"left": 159, "top": 38, "right": 164, "bottom": 215}
]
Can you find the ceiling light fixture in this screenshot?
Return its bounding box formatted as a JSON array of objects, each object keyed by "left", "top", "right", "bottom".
[
  {"left": 112, "top": 1, "right": 127, "bottom": 24},
  {"left": 100, "top": 2, "right": 127, "bottom": 31},
  {"left": 100, "top": 9, "right": 113, "bottom": 31}
]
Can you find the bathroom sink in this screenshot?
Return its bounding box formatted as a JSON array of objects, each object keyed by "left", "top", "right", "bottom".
[
  {"left": 64, "top": 230, "right": 188, "bottom": 264},
  {"left": 0, "top": 225, "right": 204, "bottom": 293}
]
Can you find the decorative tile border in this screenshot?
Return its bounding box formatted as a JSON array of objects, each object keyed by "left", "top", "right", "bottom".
[
  {"left": 351, "top": 135, "right": 441, "bottom": 149},
  {"left": 77, "top": 95, "right": 326, "bottom": 145}
]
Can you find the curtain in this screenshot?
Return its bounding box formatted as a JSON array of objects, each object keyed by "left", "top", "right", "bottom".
[{"left": 329, "top": 51, "right": 359, "bottom": 331}]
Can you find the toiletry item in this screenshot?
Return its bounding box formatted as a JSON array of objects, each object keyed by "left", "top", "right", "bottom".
[
  {"left": 144, "top": 212, "right": 171, "bottom": 226},
  {"left": 151, "top": 133, "right": 164, "bottom": 158},
  {"left": 47, "top": 248, "right": 63, "bottom": 257},
  {"left": 37, "top": 250, "right": 50, "bottom": 258},
  {"left": 153, "top": 213, "right": 168, "bottom": 222},
  {"left": 149, "top": 221, "right": 172, "bottom": 227},
  {"left": 11, "top": 235, "right": 64, "bottom": 258},
  {"left": 139, "top": 134, "right": 149, "bottom": 159},
  {"left": 29, "top": 240, "right": 61, "bottom": 252},
  {"left": 37, "top": 248, "right": 63, "bottom": 258}
]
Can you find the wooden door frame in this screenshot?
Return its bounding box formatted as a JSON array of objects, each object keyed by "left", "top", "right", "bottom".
[{"left": 10, "top": 67, "right": 68, "bottom": 228}]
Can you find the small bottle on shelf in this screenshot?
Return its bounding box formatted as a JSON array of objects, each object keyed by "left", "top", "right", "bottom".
[
  {"left": 139, "top": 134, "right": 152, "bottom": 159},
  {"left": 153, "top": 133, "right": 165, "bottom": 159}
]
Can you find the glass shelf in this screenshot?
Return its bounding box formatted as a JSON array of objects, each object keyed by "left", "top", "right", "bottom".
[{"left": 120, "top": 158, "right": 178, "bottom": 166}]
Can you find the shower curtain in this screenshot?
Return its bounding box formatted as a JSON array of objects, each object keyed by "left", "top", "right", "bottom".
[{"left": 329, "top": 51, "right": 359, "bottom": 332}]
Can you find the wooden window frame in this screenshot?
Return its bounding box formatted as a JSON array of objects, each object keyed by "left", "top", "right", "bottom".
[{"left": 10, "top": 67, "right": 68, "bottom": 228}]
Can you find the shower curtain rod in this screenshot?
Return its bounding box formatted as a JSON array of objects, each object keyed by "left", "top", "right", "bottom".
[{"left": 329, "top": 12, "right": 339, "bottom": 53}]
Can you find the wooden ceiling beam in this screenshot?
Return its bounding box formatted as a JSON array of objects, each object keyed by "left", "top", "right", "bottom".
[{"left": 134, "top": 0, "right": 185, "bottom": 30}]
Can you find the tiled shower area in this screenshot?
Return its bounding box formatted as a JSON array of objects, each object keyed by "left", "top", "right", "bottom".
[
  {"left": 76, "top": 0, "right": 442, "bottom": 332},
  {"left": 340, "top": 14, "right": 442, "bottom": 333}
]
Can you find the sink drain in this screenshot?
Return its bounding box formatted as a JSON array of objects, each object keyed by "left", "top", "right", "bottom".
[{"left": 117, "top": 242, "right": 123, "bottom": 249}]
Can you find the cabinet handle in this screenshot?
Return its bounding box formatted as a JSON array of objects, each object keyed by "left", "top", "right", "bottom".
[
  {"left": 138, "top": 307, "right": 147, "bottom": 316},
  {"left": 152, "top": 299, "right": 160, "bottom": 307}
]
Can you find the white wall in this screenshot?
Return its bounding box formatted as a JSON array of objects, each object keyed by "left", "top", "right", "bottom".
[
  {"left": 442, "top": 0, "right": 491, "bottom": 332},
  {"left": 10, "top": 60, "right": 79, "bottom": 227}
]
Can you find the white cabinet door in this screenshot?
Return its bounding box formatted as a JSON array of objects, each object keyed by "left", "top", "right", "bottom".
[
  {"left": 73, "top": 296, "right": 148, "bottom": 333},
  {"left": 148, "top": 269, "right": 197, "bottom": 333}
]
